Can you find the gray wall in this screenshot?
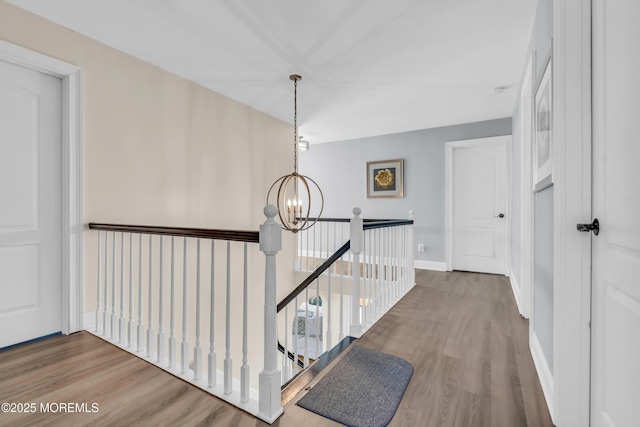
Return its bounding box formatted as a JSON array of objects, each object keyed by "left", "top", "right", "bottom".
[
  {"left": 512, "top": 0, "right": 554, "bottom": 369},
  {"left": 299, "top": 118, "right": 512, "bottom": 264}
]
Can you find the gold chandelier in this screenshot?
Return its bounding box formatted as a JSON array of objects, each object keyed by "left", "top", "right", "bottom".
[{"left": 267, "top": 74, "right": 324, "bottom": 233}]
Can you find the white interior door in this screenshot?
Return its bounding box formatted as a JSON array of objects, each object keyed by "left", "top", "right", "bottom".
[
  {"left": 0, "top": 59, "right": 62, "bottom": 348},
  {"left": 449, "top": 136, "right": 509, "bottom": 275},
  {"left": 591, "top": 1, "right": 640, "bottom": 425}
]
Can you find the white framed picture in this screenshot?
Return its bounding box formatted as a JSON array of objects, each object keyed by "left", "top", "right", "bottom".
[
  {"left": 366, "top": 159, "right": 404, "bottom": 198},
  {"left": 534, "top": 45, "right": 553, "bottom": 192}
]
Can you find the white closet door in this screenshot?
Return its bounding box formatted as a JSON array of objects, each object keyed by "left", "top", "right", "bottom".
[{"left": 0, "top": 59, "right": 62, "bottom": 348}]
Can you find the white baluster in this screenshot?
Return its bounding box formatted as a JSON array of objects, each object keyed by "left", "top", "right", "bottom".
[
  {"left": 305, "top": 225, "right": 309, "bottom": 272},
  {"left": 398, "top": 227, "right": 402, "bottom": 297},
  {"left": 224, "top": 241, "right": 232, "bottom": 395},
  {"left": 111, "top": 232, "right": 117, "bottom": 340},
  {"left": 282, "top": 305, "right": 289, "bottom": 384},
  {"left": 397, "top": 227, "right": 401, "bottom": 297},
  {"left": 157, "top": 236, "right": 165, "bottom": 363},
  {"left": 147, "top": 235, "right": 154, "bottom": 358},
  {"left": 137, "top": 234, "right": 144, "bottom": 352},
  {"left": 319, "top": 222, "right": 323, "bottom": 264},
  {"left": 119, "top": 232, "right": 125, "bottom": 343},
  {"left": 405, "top": 224, "right": 410, "bottom": 292},
  {"left": 241, "top": 242, "right": 249, "bottom": 403},
  {"left": 312, "top": 222, "right": 317, "bottom": 271},
  {"left": 208, "top": 239, "right": 217, "bottom": 388},
  {"left": 350, "top": 207, "right": 363, "bottom": 337},
  {"left": 377, "top": 228, "right": 381, "bottom": 315},
  {"left": 399, "top": 226, "right": 403, "bottom": 293},
  {"left": 293, "top": 296, "right": 299, "bottom": 372},
  {"left": 95, "top": 231, "right": 101, "bottom": 333},
  {"left": 104, "top": 232, "right": 109, "bottom": 336},
  {"left": 194, "top": 239, "right": 202, "bottom": 380},
  {"left": 315, "top": 279, "right": 320, "bottom": 356},
  {"left": 128, "top": 233, "right": 133, "bottom": 347},
  {"left": 169, "top": 236, "right": 177, "bottom": 368},
  {"left": 387, "top": 228, "right": 392, "bottom": 307},
  {"left": 382, "top": 227, "right": 387, "bottom": 309},
  {"left": 340, "top": 223, "right": 345, "bottom": 276},
  {"left": 339, "top": 253, "right": 344, "bottom": 341},
  {"left": 326, "top": 221, "right": 330, "bottom": 268},
  {"left": 109, "top": 232, "right": 118, "bottom": 341},
  {"left": 390, "top": 228, "right": 395, "bottom": 303},
  {"left": 181, "top": 237, "right": 189, "bottom": 374},
  {"left": 403, "top": 225, "right": 407, "bottom": 292},
  {"left": 399, "top": 226, "right": 404, "bottom": 294},
  {"left": 336, "top": 222, "right": 341, "bottom": 275},
  {"left": 392, "top": 227, "right": 397, "bottom": 302},
  {"left": 365, "top": 230, "right": 373, "bottom": 326},
  {"left": 257, "top": 205, "right": 283, "bottom": 423},
  {"left": 304, "top": 287, "right": 309, "bottom": 367},
  {"left": 326, "top": 260, "right": 332, "bottom": 349},
  {"left": 295, "top": 227, "right": 302, "bottom": 271},
  {"left": 364, "top": 231, "right": 369, "bottom": 328}
]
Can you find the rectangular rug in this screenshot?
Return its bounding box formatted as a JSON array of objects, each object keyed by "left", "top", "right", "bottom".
[{"left": 296, "top": 345, "right": 413, "bottom": 427}]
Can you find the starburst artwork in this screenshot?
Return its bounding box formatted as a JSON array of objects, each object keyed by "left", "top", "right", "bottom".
[
  {"left": 367, "top": 159, "right": 404, "bottom": 198},
  {"left": 374, "top": 169, "right": 394, "bottom": 189}
]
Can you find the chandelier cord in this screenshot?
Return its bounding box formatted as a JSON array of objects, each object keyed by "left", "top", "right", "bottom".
[{"left": 293, "top": 77, "right": 298, "bottom": 174}]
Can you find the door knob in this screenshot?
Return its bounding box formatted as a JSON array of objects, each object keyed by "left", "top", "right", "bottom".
[
  {"left": 577, "top": 218, "right": 599, "bottom": 236},
  {"left": 495, "top": 213, "right": 505, "bottom": 218}
]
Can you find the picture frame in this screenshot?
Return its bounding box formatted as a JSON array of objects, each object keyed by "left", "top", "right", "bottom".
[
  {"left": 367, "top": 159, "right": 404, "bottom": 198},
  {"left": 533, "top": 43, "right": 553, "bottom": 191}
]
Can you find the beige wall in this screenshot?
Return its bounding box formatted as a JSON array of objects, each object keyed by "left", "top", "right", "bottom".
[{"left": 0, "top": 1, "right": 299, "bottom": 379}]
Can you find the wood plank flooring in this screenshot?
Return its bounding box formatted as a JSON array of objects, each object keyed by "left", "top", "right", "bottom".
[{"left": 0, "top": 270, "right": 552, "bottom": 426}]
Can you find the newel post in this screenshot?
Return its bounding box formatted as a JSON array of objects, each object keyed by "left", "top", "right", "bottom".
[
  {"left": 350, "top": 207, "right": 363, "bottom": 337},
  {"left": 257, "top": 205, "right": 284, "bottom": 423},
  {"left": 409, "top": 210, "right": 416, "bottom": 286}
]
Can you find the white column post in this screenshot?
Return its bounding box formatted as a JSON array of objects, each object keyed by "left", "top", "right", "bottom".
[
  {"left": 257, "top": 205, "right": 284, "bottom": 423},
  {"left": 409, "top": 210, "right": 415, "bottom": 287},
  {"left": 350, "top": 207, "right": 363, "bottom": 338}
]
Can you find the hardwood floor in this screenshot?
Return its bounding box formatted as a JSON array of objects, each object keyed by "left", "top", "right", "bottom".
[{"left": 0, "top": 270, "right": 552, "bottom": 426}]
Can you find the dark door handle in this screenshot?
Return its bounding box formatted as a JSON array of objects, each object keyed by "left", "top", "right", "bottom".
[
  {"left": 577, "top": 218, "right": 599, "bottom": 236},
  {"left": 495, "top": 213, "right": 505, "bottom": 218}
]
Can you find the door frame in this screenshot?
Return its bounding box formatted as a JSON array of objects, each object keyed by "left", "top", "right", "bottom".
[
  {"left": 551, "top": 0, "right": 592, "bottom": 425},
  {"left": 0, "top": 40, "right": 83, "bottom": 335},
  {"left": 519, "top": 51, "right": 535, "bottom": 320},
  {"left": 445, "top": 135, "right": 512, "bottom": 275}
]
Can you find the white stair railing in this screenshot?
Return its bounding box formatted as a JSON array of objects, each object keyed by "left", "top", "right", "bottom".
[
  {"left": 87, "top": 207, "right": 283, "bottom": 423},
  {"left": 278, "top": 208, "right": 415, "bottom": 385}
]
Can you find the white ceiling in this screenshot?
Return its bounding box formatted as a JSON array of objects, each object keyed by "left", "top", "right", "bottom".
[{"left": 8, "top": 0, "right": 537, "bottom": 143}]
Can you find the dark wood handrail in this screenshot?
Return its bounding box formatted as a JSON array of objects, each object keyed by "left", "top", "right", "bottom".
[
  {"left": 363, "top": 219, "right": 414, "bottom": 230},
  {"left": 277, "top": 241, "right": 351, "bottom": 313},
  {"left": 88, "top": 223, "right": 259, "bottom": 243},
  {"left": 301, "top": 217, "right": 411, "bottom": 223}
]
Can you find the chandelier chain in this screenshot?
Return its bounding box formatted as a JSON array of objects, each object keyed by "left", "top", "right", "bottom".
[{"left": 293, "top": 76, "right": 298, "bottom": 173}]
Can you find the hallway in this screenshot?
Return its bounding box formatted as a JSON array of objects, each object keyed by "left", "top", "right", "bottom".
[{"left": 0, "top": 269, "right": 551, "bottom": 426}]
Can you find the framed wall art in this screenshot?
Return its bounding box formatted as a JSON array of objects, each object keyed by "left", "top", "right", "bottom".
[
  {"left": 534, "top": 44, "right": 553, "bottom": 191},
  {"left": 367, "top": 159, "right": 404, "bottom": 198}
]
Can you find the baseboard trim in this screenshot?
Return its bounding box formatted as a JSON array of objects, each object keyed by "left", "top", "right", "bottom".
[
  {"left": 530, "top": 330, "right": 554, "bottom": 422},
  {"left": 414, "top": 260, "right": 447, "bottom": 271},
  {"left": 509, "top": 270, "right": 525, "bottom": 317}
]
